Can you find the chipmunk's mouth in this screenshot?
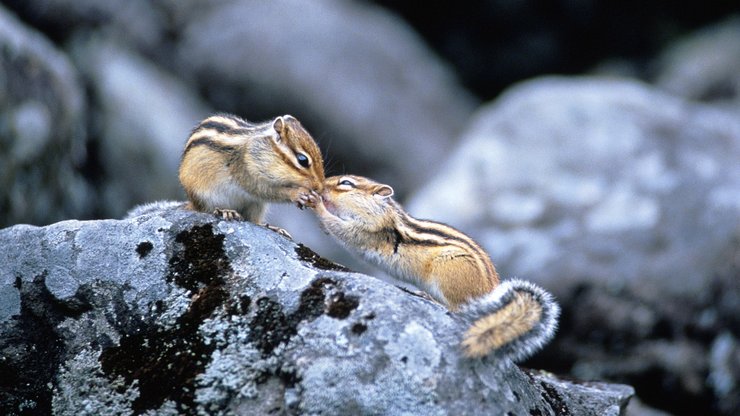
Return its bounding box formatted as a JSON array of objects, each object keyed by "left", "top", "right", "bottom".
[
  {"left": 322, "top": 198, "right": 337, "bottom": 215},
  {"left": 320, "top": 196, "right": 339, "bottom": 215},
  {"left": 321, "top": 196, "right": 352, "bottom": 222}
]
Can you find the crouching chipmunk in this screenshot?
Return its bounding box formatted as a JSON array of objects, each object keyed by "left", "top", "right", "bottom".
[
  {"left": 309, "top": 175, "right": 559, "bottom": 361},
  {"left": 126, "top": 113, "right": 324, "bottom": 237}
]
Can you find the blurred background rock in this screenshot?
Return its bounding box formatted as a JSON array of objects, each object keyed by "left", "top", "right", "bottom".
[{"left": 0, "top": 1, "right": 738, "bottom": 415}]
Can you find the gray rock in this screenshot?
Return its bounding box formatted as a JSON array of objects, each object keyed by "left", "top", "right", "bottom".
[
  {"left": 69, "top": 35, "right": 211, "bottom": 218},
  {"left": 654, "top": 17, "right": 740, "bottom": 114},
  {"left": 708, "top": 332, "right": 740, "bottom": 415},
  {"left": 0, "top": 207, "right": 633, "bottom": 415},
  {"left": 528, "top": 371, "right": 634, "bottom": 416},
  {"left": 0, "top": 5, "right": 92, "bottom": 227},
  {"left": 408, "top": 76, "right": 740, "bottom": 299},
  {"left": 625, "top": 397, "right": 673, "bottom": 416},
  {"left": 176, "top": 0, "right": 477, "bottom": 196}
]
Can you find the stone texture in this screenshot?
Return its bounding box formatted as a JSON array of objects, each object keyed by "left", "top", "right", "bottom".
[
  {"left": 0, "top": 207, "right": 633, "bottom": 415},
  {"left": 0, "top": 5, "right": 92, "bottom": 228}
]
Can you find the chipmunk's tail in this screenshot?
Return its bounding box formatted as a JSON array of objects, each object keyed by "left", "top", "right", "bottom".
[
  {"left": 124, "top": 200, "right": 185, "bottom": 219},
  {"left": 459, "top": 279, "right": 560, "bottom": 362}
]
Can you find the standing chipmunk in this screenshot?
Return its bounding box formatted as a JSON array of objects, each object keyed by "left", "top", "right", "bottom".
[
  {"left": 178, "top": 113, "right": 324, "bottom": 223},
  {"left": 310, "top": 175, "right": 559, "bottom": 361}
]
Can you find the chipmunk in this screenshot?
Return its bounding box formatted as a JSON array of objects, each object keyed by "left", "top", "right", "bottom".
[
  {"left": 310, "top": 175, "right": 559, "bottom": 361},
  {"left": 178, "top": 113, "right": 325, "bottom": 223}
]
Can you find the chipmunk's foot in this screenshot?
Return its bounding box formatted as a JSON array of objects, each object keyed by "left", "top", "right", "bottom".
[
  {"left": 415, "top": 290, "right": 440, "bottom": 304},
  {"left": 214, "top": 208, "right": 243, "bottom": 221},
  {"left": 261, "top": 223, "right": 293, "bottom": 240},
  {"left": 396, "top": 285, "right": 443, "bottom": 307}
]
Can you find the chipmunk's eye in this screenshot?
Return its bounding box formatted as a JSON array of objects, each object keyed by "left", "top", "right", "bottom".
[
  {"left": 296, "top": 153, "right": 310, "bottom": 168},
  {"left": 339, "top": 179, "right": 355, "bottom": 187}
]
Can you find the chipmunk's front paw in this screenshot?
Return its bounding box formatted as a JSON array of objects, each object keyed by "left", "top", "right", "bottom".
[
  {"left": 295, "top": 190, "right": 319, "bottom": 210},
  {"left": 261, "top": 223, "right": 293, "bottom": 240},
  {"left": 214, "top": 208, "right": 243, "bottom": 221}
]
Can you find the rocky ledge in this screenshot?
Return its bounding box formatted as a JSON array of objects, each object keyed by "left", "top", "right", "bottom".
[{"left": 0, "top": 207, "right": 633, "bottom": 415}]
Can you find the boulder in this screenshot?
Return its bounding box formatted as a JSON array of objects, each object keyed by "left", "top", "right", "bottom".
[
  {"left": 654, "top": 16, "right": 740, "bottom": 114},
  {"left": 0, "top": 5, "right": 92, "bottom": 228},
  {"left": 0, "top": 207, "right": 633, "bottom": 415}
]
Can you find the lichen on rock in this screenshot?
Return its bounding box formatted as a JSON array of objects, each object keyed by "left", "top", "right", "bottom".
[{"left": 0, "top": 208, "right": 633, "bottom": 414}]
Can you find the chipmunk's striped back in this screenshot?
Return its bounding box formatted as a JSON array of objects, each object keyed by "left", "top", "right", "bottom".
[
  {"left": 396, "top": 208, "right": 498, "bottom": 286},
  {"left": 390, "top": 207, "right": 499, "bottom": 309},
  {"left": 184, "top": 114, "right": 267, "bottom": 155}
]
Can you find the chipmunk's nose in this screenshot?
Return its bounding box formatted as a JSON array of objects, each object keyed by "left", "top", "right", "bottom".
[
  {"left": 320, "top": 189, "right": 334, "bottom": 203},
  {"left": 313, "top": 177, "right": 325, "bottom": 193}
]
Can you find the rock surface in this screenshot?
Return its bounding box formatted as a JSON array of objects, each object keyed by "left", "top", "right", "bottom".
[{"left": 0, "top": 207, "right": 633, "bottom": 415}]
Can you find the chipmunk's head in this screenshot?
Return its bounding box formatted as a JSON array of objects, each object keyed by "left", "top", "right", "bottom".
[
  {"left": 264, "top": 115, "right": 325, "bottom": 194},
  {"left": 318, "top": 175, "right": 396, "bottom": 232}
]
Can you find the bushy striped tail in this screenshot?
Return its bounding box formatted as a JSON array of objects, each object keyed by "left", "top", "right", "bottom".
[
  {"left": 459, "top": 279, "right": 560, "bottom": 362},
  {"left": 124, "top": 200, "right": 184, "bottom": 219}
]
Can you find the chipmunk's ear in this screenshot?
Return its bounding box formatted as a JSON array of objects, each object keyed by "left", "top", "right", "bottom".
[
  {"left": 374, "top": 184, "right": 394, "bottom": 198},
  {"left": 273, "top": 116, "right": 287, "bottom": 141}
]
